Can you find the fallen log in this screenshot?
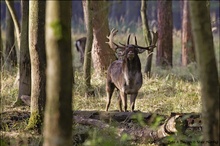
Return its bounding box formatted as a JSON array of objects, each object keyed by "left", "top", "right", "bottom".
[
  {"left": 73, "top": 111, "right": 202, "bottom": 143},
  {"left": 73, "top": 110, "right": 166, "bottom": 124}
]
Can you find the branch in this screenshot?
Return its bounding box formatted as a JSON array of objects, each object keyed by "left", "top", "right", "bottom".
[{"left": 5, "top": 0, "right": 21, "bottom": 49}]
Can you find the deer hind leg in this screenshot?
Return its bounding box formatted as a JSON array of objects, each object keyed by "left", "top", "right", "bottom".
[
  {"left": 130, "top": 93, "right": 138, "bottom": 112},
  {"left": 120, "top": 91, "right": 127, "bottom": 112},
  {"left": 105, "top": 82, "right": 115, "bottom": 112}
]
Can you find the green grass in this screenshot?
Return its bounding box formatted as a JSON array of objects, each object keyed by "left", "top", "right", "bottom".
[{"left": 73, "top": 69, "right": 201, "bottom": 115}]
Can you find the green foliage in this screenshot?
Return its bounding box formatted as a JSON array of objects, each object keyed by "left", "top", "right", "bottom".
[
  {"left": 131, "top": 113, "right": 146, "bottom": 127},
  {"left": 0, "top": 139, "right": 8, "bottom": 146},
  {"left": 83, "top": 127, "right": 132, "bottom": 146}
]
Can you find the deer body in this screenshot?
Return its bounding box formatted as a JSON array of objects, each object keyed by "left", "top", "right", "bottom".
[
  {"left": 108, "top": 58, "right": 142, "bottom": 92},
  {"left": 106, "top": 54, "right": 143, "bottom": 112},
  {"left": 105, "top": 28, "right": 157, "bottom": 112}
]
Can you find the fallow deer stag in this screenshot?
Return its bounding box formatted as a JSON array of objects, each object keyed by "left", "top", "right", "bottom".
[{"left": 105, "top": 28, "right": 157, "bottom": 112}]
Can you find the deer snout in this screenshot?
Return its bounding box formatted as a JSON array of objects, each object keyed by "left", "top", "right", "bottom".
[{"left": 127, "top": 51, "right": 135, "bottom": 60}]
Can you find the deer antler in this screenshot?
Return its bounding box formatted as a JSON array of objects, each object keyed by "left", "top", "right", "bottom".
[
  {"left": 133, "top": 31, "right": 158, "bottom": 51},
  {"left": 106, "top": 28, "right": 124, "bottom": 51},
  {"left": 127, "top": 34, "right": 131, "bottom": 45}
]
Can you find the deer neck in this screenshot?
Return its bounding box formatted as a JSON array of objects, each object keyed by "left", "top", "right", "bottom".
[
  {"left": 122, "top": 56, "right": 141, "bottom": 85},
  {"left": 123, "top": 56, "right": 141, "bottom": 72}
]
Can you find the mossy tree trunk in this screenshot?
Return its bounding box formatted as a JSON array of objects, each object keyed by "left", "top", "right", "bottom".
[
  {"left": 181, "top": 0, "right": 195, "bottom": 66},
  {"left": 140, "top": 0, "right": 153, "bottom": 78},
  {"left": 91, "top": 0, "right": 116, "bottom": 76},
  {"left": 4, "top": 0, "right": 17, "bottom": 70},
  {"left": 26, "top": 1, "right": 46, "bottom": 131},
  {"left": 189, "top": 1, "right": 219, "bottom": 144},
  {"left": 43, "top": 1, "right": 73, "bottom": 146},
  {"left": 156, "top": 0, "right": 173, "bottom": 68},
  {"left": 82, "top": 0, "right": 94, "bottom": 97},
  {"left": 13, "top": 0, "right": 31, "bottom": 106}
]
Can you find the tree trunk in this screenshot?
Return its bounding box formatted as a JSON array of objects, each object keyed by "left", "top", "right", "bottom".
[
  {"left": 82, "top": 0, "right": 94, "bottom": 97},
  {"left": 141, "top": 0, "right": 152, "bottom": 48},
  {"left": 26, "top": 1, "right": 46, "bottom": 131},
  {"left": 5, "top": 0, "right": 21, "bottom": 51},
  {"left": 4, "top": 0, "right": 17, "bottom": 70},
  {"left": 13, "top": 0, "right": 31, "bottom": 106},
  {"left": 91, "top": 1, "right": 116, "bottom": 76},
  {"left": 43, "top": 2, "right": 73, "bottom": 146},
  {"left": 156, "top": 0, "right": 173, "bottom": 68},
  {"left": 0, "top": 21, "right": 2, "bottom": 94},
  {"left": 181, "top": 0, "right": 195, "bottom": 66},
  {"left": 189, "top": 1, "right": 219, "bottom": 144},
  {"left": 5, "top": 0, "right": 22, "bottom": 91},
  {"left": 140, "top": 0, "right": 154, "bottom": 78}
]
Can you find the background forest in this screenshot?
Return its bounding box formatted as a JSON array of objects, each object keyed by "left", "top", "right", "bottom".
[{"left": 0, "top": 0, "right": 219, "bottom": 146}]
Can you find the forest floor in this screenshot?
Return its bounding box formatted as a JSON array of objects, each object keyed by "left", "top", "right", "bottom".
[{"left": 1, "top": 66, "right": 203, "bottom": 146}]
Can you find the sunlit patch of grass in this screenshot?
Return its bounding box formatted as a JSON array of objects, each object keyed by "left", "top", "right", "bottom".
[
  {"left": 1, "top": 68, "right": 18, "bottom": 111},
  {"left": 73, "top": 67, "right": 201, "bottom": 115},
  {"left": 137, "top": 72, "right": 201, "bottom": 115}
]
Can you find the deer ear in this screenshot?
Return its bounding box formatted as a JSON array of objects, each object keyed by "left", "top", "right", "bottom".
[{"left": 137, "top": 48, "right": 146, "bottom": 54}]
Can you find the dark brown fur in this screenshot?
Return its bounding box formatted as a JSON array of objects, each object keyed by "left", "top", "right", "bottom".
[{"left": 105, "top": 45, "right": 143, "bottom": 112}]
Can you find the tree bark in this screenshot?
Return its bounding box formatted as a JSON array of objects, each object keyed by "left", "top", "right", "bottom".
[
  {"left": 82, "top": 0, "right": 94, "bottom": 97},
  {"left": 13, "top": 0, "right": 31, "bottom": 106},
  {"left": 156, "top": 0, "right": 173, "bottom": 68},
  {"left": 0, "top": 20, "right": 2, "bottom": 94},
  {"left": 189, "top": 1, "right": 219, "bottom": 144},
  {"left": 181, "top": 0, "right": 195, "bottom": 66},
  {"left": 26, "top": 1, "right": 46, "bottom": 131},
  {"left": 43, "top": 1, "right": 73, "bottom": 146},
  {"left": 4, "top": 0, "right": 17, "bottom": 70},
  {"left": 140, "top": 0, "right": 152, "bottom": 48},
  {"left": 91, "top": 1, "right": 116, "bottom": 76}
]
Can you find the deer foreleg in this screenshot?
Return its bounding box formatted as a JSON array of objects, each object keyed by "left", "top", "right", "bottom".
[
  {"left": 130, "top": 93, "right": 138, "bottom": 112},
  {"left": 120, "top": 91, "right": 127, "bottom": 112},
  {"left": 117, "top": 93, "right": 122, "bottom": 112}
]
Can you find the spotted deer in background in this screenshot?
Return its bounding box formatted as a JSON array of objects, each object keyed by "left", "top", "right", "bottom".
[{"left": 75, "top": 37, "right": 87, "bottom": 65}]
